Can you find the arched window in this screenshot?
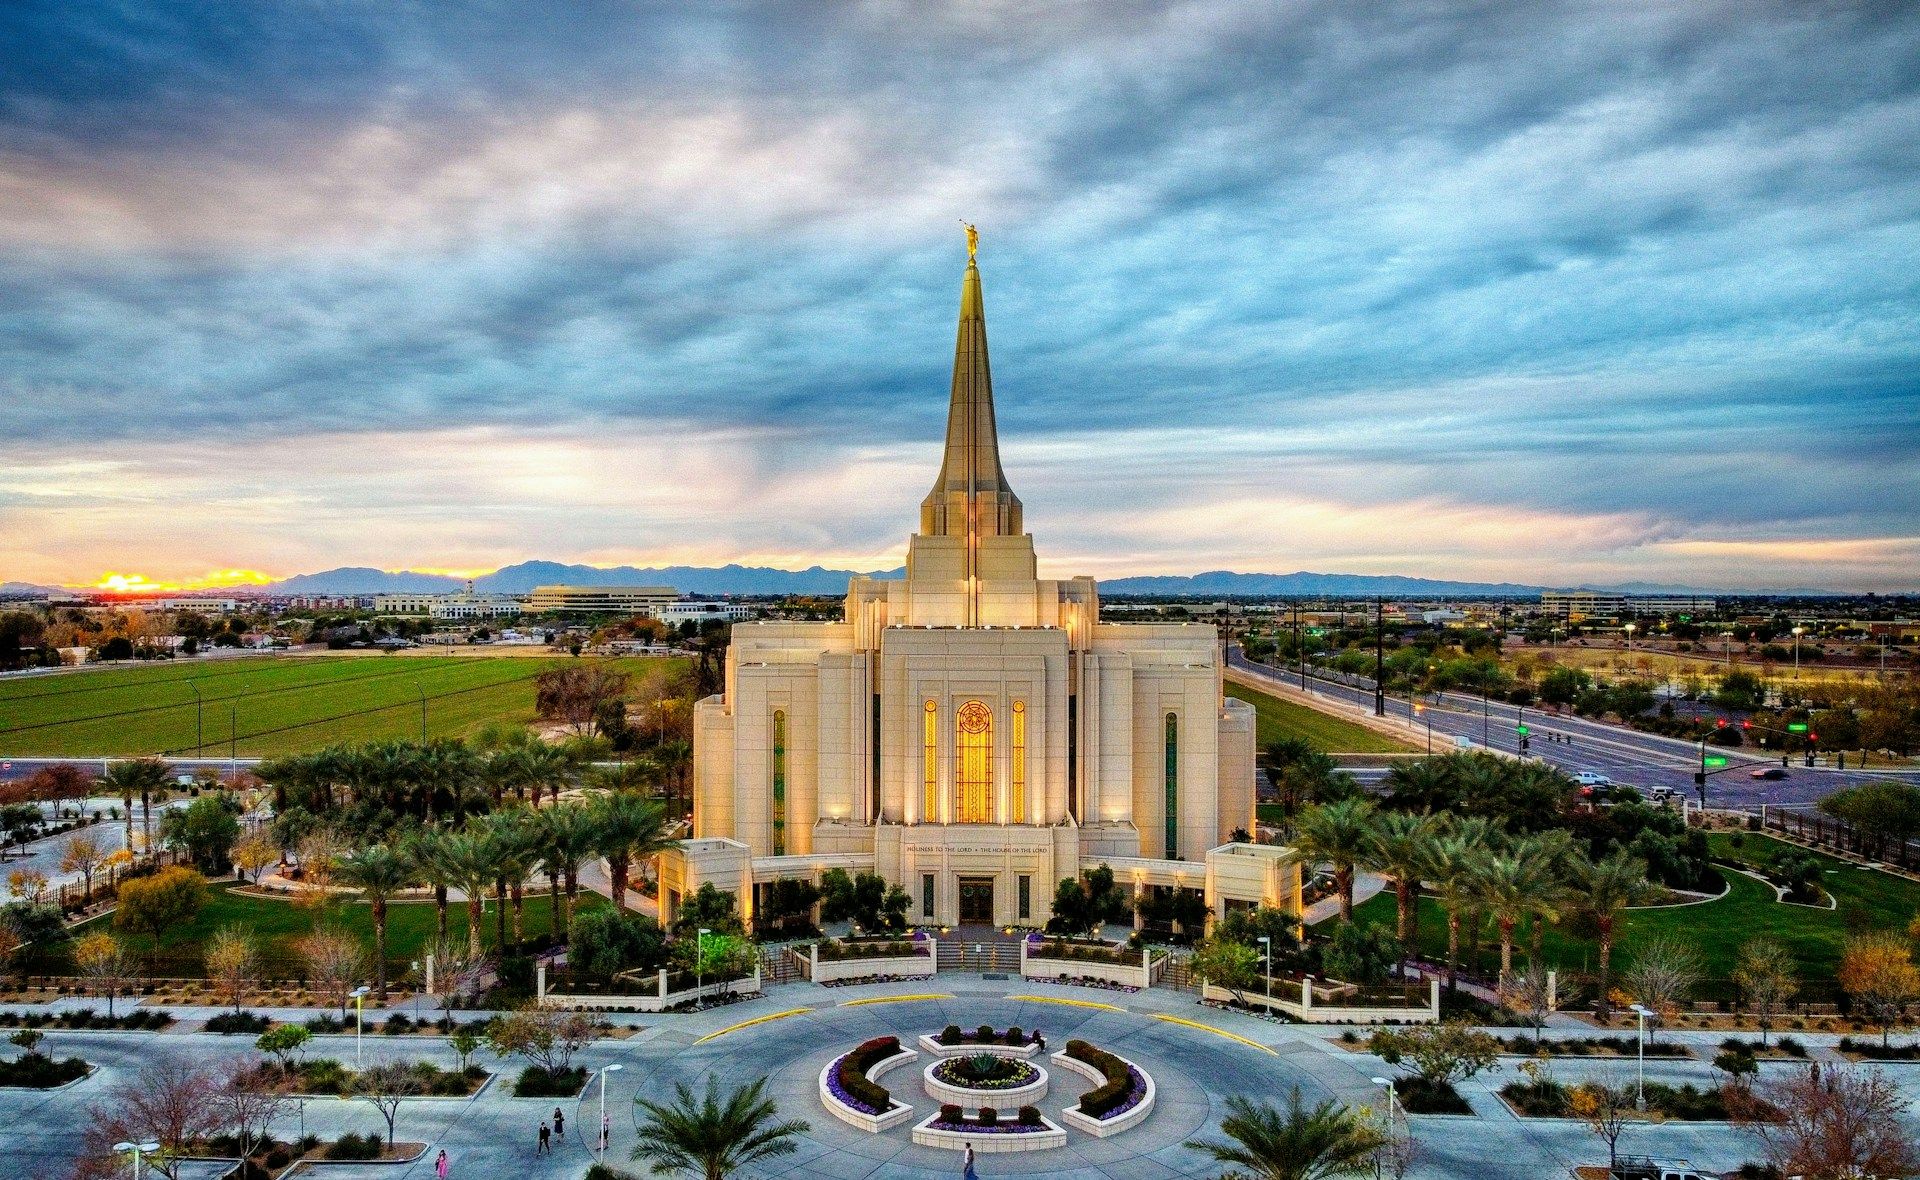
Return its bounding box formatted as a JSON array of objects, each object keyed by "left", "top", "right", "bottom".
[
  {"left": 923, "top": 700, "right": 938, "bottom": 823},
  {"left": 1011, "top": 701, "right": 1027, "bottom": 824},
  {"left": 771, "top": 710, "right": 786, "bottom": 856},
  {"left": 1164, "top": 712, "right": 1179, "bottom": 858},
  {"left": 955, "top": 700, "right": 993, "bottom": 823}
]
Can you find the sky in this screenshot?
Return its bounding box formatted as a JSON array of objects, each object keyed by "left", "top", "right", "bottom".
[{"left": 2, "top": 1, "right": 1917, "bottom": 593}]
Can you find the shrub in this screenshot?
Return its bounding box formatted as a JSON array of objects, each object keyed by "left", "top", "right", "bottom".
[
  {"left": 513, "top": 1065, "right": 589, "bottom": 1098},
  {"left": 939, "top": 1025, "right": 962, "bottom": 1045},
  {"left": 976, "top": 1024, "right": 993, "bottom": 1042},
  {"left": 1066, "top": 1040, "right": 1136, "bottom": 1119},
  {"left": 0, "top": 1053, "right": 90, "bottom": 1088},
  {"left": 1394, "top": 1076, "right": 1472, "bottom": 1115},
  {"left": 939, "top": 1103, "right": 962, "bottom": 1122},
  {"left": 833, "top": 1036, "right": 900, "bottom": 1113},
  {"left": 978, "top": 1107, "right": 997, "bottom": 1127},
  {"left": 1018, "top": 1105, "right": 1042, "bottom": 1126},
  {"left": 206, "top": 1012, "right": 272, "bottom": 1035},
  {"left": 324, "top": 1132, "right": 382, "bottom": 1160},
  {"left": 1005, "top": 1025, "right": 1023, "bottom": 1044}
]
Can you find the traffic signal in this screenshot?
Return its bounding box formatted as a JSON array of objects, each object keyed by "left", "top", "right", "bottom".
[
  {"left": 1694, "top": 771, "right": 1706, "bottom": 785},
  {"left": 1519, "top": 736, "right": 1529, "bottom": 753}
]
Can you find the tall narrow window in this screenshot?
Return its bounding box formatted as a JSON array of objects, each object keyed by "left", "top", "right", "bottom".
[
  {"left": 1018, "top": 874, "right": 1031, "bottom": 920},
  {"left": 923, "top": 700, "right": 939, "bottom": 823},
  {"left": 922, "top": 873, "right": 935, "bottom": 917},
  {"left": 1011, "top": 701, "right": 1027, "bottom": 824},
  {"left": 1164, "top": 711, "right": 1179, "bottom": 858},
  {"left": 955, "top": 700, "right": 994, "bottom": 823},
  {"left": 770, "top": 710, "right": 786, "bottom": 856}
]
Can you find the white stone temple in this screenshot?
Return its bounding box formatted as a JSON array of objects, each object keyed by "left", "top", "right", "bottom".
[{"left": 660, "top": 238, "right": 1295, "bottom": 931}]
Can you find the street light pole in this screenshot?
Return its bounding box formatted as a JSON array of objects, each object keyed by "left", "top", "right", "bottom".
[
  {"left": 1373, "top": 599, "right": 1385, "bottom": 717},
  {"left": 350, "top": 985, "right": 371, "bottom": 1069},
  {"left": 189, "top": 681, "right": 203, "bottom": 756},
  {"left": 1258, "top": 935, "right": 1271, "bottom": 999},
  {"left": 417, "top": 684, "right": 427, "bottom": 741},
  {"left": 696, "top": 927, "right": 711, "bottom": 1000},
  {"left": 1792, "top": 626, "right": 1804, "bottom": 678},
  {"left": 1630, "top": 1003, "right": 1651, "bottom": 1109},
  {"left": 115, "top": 1140, "right": 159, "bottom": 1180},
  {"left": 598, "top": 1063, "right": 623, "bottom": 1160}
]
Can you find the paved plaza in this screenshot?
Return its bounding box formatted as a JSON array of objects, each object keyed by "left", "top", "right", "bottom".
[{"left": 5, "top": 971, "right": 1891, "bottom": 1180}]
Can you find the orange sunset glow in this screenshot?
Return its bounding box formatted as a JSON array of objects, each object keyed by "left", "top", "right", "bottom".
[{"left": 89, "top": 569, "right": 276, "bottom": 594}]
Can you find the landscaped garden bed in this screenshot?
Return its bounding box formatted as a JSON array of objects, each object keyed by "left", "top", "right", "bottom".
[
  {"left": 1491, "top": 1033, "right": 1693, "bottom": 1058},
  {"left": 1835, "top": 1035, "right": 1920, "bottom": 1060},
  {"left": 922, "top": 1051, "right": 1049, "bottom": 1111},
  {"left": 0, "top": 1045, "right": 91, "bottom": 1088},
  {"left": 819, "top": 1035, "right": 918, "bottom": 1132},
  {"left": 910, "top": 1104, "right": 1067, "bottom": 1153},
  {"left": 513, "top": 1064, "right": 589, "bottom": 1098},
  {"left": 249, "top": 1058, "right": 489, "bottom": 1097},
  {"left": 0, "top": 1007, "right": 172, "bottom": 1030},
  {"left": 918, "top": 1024, "right": 1043, "bottom": 1058},
  {"left": 1052, "top": 1039, "right": 1155, "bottom": 1136},
  {"left": 1499, "top": 1078, "right": 1779, "bottom": 1121}
]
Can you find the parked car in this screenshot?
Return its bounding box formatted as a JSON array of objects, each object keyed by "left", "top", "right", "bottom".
[
  {"left": 1610, "top": 1156, "right": 1719, "bottom": 1180},
  {"left": 1750, "top": 766, "right": 1789, "bottom": 780},
  {"left": 1572, "top": 771, "right": 1613, "bottom": 787}
]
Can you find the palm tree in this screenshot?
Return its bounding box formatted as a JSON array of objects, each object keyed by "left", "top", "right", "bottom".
[
  {"left": 1284, "top": 798, "right": 1376, "bottom": 922},
  {"left": 1423, "top": 822, "right": 1491, "bottom": 991},
  {"left": 476, "top": 807, "right": 538, "bottom": 949},
  {"left": 517, "top": 742, "right": 576, "bottom": 809},
  {"left": 431, "top": 829, "right": 498, "bottom": 961},
  {"left": 1379, "top": 757, "right": 1455, "bottom": 813},
  {"left": 100, "top": 758, "right": 170, "bottom": 852},
  {"left": 591, "top": 790, "right": 675, "bottom": 911},
  {"left": 1469, "top": 844, "right": 1561, "bottom": 982},
  {"left": 406, "top": 827, "right": 457, "bottom": 944},
  {"left": 1367, "top": 811, "right": 1441, "bottom": 950},
  {"left": 632, "top": 1075, "right": 808, "bottom": 1180},
  {"left": 334, "top": 843, "right": 417, "bottom": 1000},
  {"left": 653, "top": 739, "right": 693, "bottom": 821},
  {"left": 537, "top": 802, "right": 599, "bottom": 937},
  {"left": 1569, "top": 849, "right": 1654, "bottom": 1018},
  {"left": 1186, "top": 1089, "right": 1383, "bottom": 1180}
]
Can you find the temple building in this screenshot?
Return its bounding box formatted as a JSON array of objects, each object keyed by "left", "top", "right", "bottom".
[{"left": 660, "top": 238, "right": 1294, "bottom": 931}]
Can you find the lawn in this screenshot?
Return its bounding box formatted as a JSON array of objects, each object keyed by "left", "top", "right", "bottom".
[
  {"left": 1225, "top": 680, "right": 1416, "bottom": 754},
  {"left": 1352, "top": 831, "right": 1920, "bottom": 982},
  {"left": 32, "top": 881, "right": 609, "bottom": 977},
  {"left": 0, "top": 654, "right": 684, "bottom": 757}
]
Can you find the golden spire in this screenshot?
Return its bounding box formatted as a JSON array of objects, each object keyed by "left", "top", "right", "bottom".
[
  {"left": 961, "top": 220, "right": 978, "bottom": 261},
  {"left": 921, "top": 232, "right": 1021, "bottom": 557}
]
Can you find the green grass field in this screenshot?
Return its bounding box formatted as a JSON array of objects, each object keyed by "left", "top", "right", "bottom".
[
  {"left": 1352, "top": 831, "right": 1920, "bottom": 981},
  {"left": 32, "top": 881, "right": 608, "bottom": 976},
  {"left": 1225, "top": 681, "right": 1416, "bottom": 754},
  {"left": 0, "top": 654, "right": 683, "bottom": 757}
]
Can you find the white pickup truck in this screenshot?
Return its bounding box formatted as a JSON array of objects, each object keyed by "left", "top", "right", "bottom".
[{"left": 1609, "top": 1156, "right": 1719, "bottom": 1180}]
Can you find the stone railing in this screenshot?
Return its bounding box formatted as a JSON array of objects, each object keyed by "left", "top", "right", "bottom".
[
  {"left": 794, "top": 938, "right": 938, "bottom": 984},
  {"left": 535, "top": 963, "right": 761, "bottom": 1012},
  {"left": 1201, "top": 976, "right": 1439, "bottom": 1024}
]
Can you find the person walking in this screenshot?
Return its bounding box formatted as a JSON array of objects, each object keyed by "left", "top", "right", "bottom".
[
  {"left": 552, "top": 1106, "right": 565, "bottom": 1140},
  {"left": 963, "top": 1142, "right": 978, "bottom": 1180},
  {"left": 601, "top": 1111, "right": 611, "bottom": 1152},
  {"left": 537, "top": 1121, "right": 551, "bottom": 1154},
  {"left": 434, "top": 1149, "right": 449, "bottom": 1179}
]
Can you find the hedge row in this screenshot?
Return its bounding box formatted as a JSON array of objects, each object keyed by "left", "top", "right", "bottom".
[
  {"left": 937, "top": 1024, "right": 1028, "bottom": 1046},
  {"left": 1065, "top": 1039, "right": 1135, "bottom": 1119},
  {"left": 836, "top": 1036, "right": 901, "bottom": 1113}
]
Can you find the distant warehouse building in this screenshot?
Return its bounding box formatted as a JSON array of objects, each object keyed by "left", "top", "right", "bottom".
[
  {"left": 525, "top": 585, "right": 679, "bottom": 615},
  {"left": 1540, "top": 591, "right": 1718, "bottom": 620},
  {"left": 375, "top": 582, "right": 522, "bottom": 619},
  {"left": 657, "top": 601, "right": 755, "bottom": 624}
]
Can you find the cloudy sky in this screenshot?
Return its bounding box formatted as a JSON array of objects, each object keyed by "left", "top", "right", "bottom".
[{"left": 3, "top": 1, "right": 1917, "bottom": 592}]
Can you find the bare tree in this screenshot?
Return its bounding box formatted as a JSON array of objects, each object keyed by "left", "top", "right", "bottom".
[
  {"left": 59, "top": 831, "right": 109, "bottom": 901},
  {"left": 79, "top": 1060, "right": 222, "bottom": 1180},
  {"left": 485, "top": 1005, "right": 595, "bottom": 1076},
  {"left": 296, "top": 927, "right": 367, "bottom": 1016},
  {"left": 1732, "top": 938, "right": 1798, "bottom": 1048},
  {"left": 204, "top": 925, "right": 261, "bottom": 1014},
  {"left": 1569, "top": 1079, "right": 1639, "bottom": 1170},
  {"left": 1740, "top": 1065, "right": 1918, "bottom": 1179},
  {"left": 209, "top": 1059, "right": 291, "bottom": 1165},
  {"left": 427, "top": 939, "right": 489, "bottom": 1029},
  {"left": 71, "top": 932, "right": 135, "bottom": 1017},
  {"left": 1621, "top": 933, "right": 1700, "bottom": 1043},
  {"left": 353, "top": 1060, "right": 426, "bottom": 1148},
  {"left": 1499, "top": 964, "right": 1554, "bottom": 1046}
]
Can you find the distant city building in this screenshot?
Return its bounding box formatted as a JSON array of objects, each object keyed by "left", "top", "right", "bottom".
[
  {"left": 1540, "top": 591, "right": 1717, "bottom": 620},
  {"left": 374, "top": 581, "right": 523, "bottom": 619},
  {"left": 525, "top": 585, "right": 679, "bottom": 615},
  {"left": 656, "top": 601, "right": 755, "bottom": 624},
  {"left": 153, "top": 598, "right": 240, "bottom": 614}
]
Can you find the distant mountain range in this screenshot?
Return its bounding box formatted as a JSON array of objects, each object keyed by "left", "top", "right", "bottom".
[{"left": 0, "top": 565, "right": 1864, "bottom": 600}]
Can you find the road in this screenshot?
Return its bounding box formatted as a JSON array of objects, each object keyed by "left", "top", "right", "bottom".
[{"left": 1228, "top": 646, "right": 1920, "bottom": 809}]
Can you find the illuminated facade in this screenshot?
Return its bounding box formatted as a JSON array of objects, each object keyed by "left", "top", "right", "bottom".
[{"left": 667, "top": 243, "right": 1271, "bottom": 930}]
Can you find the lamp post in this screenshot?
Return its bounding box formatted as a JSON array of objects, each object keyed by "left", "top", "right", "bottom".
[
  {"left": 1257, "top": 935, "right": 1272, "bottom": 998},
  {"left": 1623, "top": 622, "right": 1635, "bottom": 656},
  {"left": 1370, "top": 1075, "right": 1396, "bottom": 1178},
  {"left": 229, "top": 703, "right": 238, "bottom": 770},
  {"left": 1630, "top": 1003, "right": 1652, "bottom": 1109},
  {"left": 350, "top": 985, "right": 371, "bottom": 1069},
  {"left": 1413, "top": 700, "right": 1432, "bottom": 755},
  {"left": 696, "top": 927, "right": 711, "bottom": 999},
  {"left": 1792, "top": 625, "right": 1805, "bottom": 678},
  {"left": 114, "top": 1140, "right": 159, "bottom": 1180},
  {"left": 598, "top": 1063, "right": 623, "bottom": 1161},
  {"left": 417, "top": 683, "right": 427, "bottom": 741}
]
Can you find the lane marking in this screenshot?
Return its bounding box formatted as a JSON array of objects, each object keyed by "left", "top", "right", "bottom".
[
  {"left": 840, "top": 994, "right": 953, "bottom": 1007},
  {"left": 1151, "top": 1013, "right": 1278, "bottom": 1055},
  {"left": 1006, "top": 994, "right": 1124, "bottom": 1012},
  {"left": 692, "top": 1008, "right": 808, "bottom": 1043}
]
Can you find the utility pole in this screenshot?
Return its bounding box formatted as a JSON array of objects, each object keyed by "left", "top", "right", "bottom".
[
  {"left": 1292, "top": 603, "right": 1305, "bottom": 690},
  {"left": 417, "top": 683, "right": 427, "bottom": 741},
  {"left": 189, "top": 681, "right": 203, "bottom": 756},
  {"left": 1373, "top": 599, "right": 1385, "bottom": 717}
]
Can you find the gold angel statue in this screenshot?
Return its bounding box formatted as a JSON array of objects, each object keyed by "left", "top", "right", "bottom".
[{"left": 961, "top": 220, "right": 978, "bottom": 260}]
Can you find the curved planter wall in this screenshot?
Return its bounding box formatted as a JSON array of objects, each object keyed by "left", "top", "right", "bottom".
[
  {"left": 915, "top": 1034, "right": 1042, "bottom": 1060},
  {"left": 921, "top": 1060, "right": 1048, "bottom": 1112},
  {"left": 818, "top": 1048, "right": 919, "bottom": 1133},
  {"left": 911, "top": 1112, "right": 1068, "bottom": 1153},
  {"left": 1051, "top": 1049, "right": 1156, "bottom": 1137}
]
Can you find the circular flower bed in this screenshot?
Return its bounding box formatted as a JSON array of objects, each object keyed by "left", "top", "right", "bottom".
[{"left": 930, "top": 1054, "right": 1038, "bottom": 1091}]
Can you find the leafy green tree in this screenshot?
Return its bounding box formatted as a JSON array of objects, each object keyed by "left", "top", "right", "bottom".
[
  {"left": 255, "top": 1024, "right": 311, "bottom": 1071},
  {"left": 159, "top": 794, "right": 242, "bottom": 873},
  {"left": 817, "top": 869, "right": 908, "bottom": 934},
  {"left": 1368, "top": 1022, "right": 1501, "bottom": 1086},
  {"left": 631, "top": 1076, "right": 809, "bottom": 1180},
  {"left": 1045, "top": 863, "right": 1131, "bottom": 938},
  {"left": 1186, "top": 1090, "right": 1385, "bottom": 1180},
  {"left": 1319, "top": 921, "right": 1401, "bottom": 985},
  {"left": 1538, "top": 666, "right": 1591, "bottom": 708},
  {"left": 571, "top": 908, "right": 668, "bottom": 977},
  {"left": 673, "top": 882, "right": 743, "bottom": 938},
  {"left": 1732, "top": 937, "right": 1798, "bottom": 1047},
  {"left": 1192, "top": 937, "right": 1263, "bottom": 1005}
]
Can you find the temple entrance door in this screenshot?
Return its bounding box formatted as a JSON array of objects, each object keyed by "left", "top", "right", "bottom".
[{"left": 957, "top": 877, "right": 995, "bottom": 923}]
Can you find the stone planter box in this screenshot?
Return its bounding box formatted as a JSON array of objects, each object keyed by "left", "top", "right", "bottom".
[
  {"left": 921, "top": 1059, "right": 1048, "bottom": 1112},
  {"left": 915, "top": 1033, "right": 1042, "bottom": 1060},
  {"left": 911, "top": 1111, "right": 1067, "bottom": 1153},
  {"left": 818, "top": 1048, "right": 919, "bottom": 1133},
  {"left": 1052, "top": 1049, "right": 1156, "bottom": 1137}
]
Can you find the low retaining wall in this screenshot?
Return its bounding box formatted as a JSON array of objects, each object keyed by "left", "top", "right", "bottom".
[
  {"left": 818, "top": 1048, "right": 919, "bottom": 1133},
  {"left": 915, "top": 1034, "right": 1041, "bottom": 1060},
  {"left": 802, "top": 941, "right": 938, "bottom": 984},
  {"left": 1018, "top": 942, "right": 1150, "bottom": 989},
  {"left": 1051, "top": 1049, "right": 1155, "bottom": 1137},
  {"left": 910, "top": 1112, "right": 1067, "bottom": 1153},
  {"left": 1200, "top": 977, "right": 1439, "bottom": 1024},
  {"left": 536, "top": 964, "right": 762, "bottom": 1012}
]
